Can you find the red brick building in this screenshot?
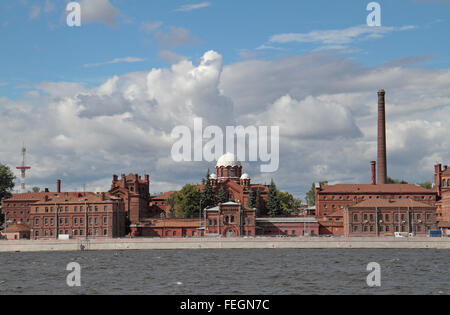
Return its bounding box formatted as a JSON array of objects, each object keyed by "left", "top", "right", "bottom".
[
  {"left": 30, "top": 192, "right": 126, "bottom": 240},
  {"left": 435, "top": 164, "right": 450, "bottom": 235},
  {"left": 315, "top": 182, "right": 437, "bottom": 235},
  {"left": 2, "top": 223, "right": 31, "bottom": 240},
  {"left": 151, "top": 153, "right": 270, "bottom": 219},
  {"left": 2, "top": 192, "right": 44, "bottom": 226},
  {"left": 109, "top": 173, "right": 151, "bottom": 224},
  {"left": 344, "top": 199, "right": 437, "bottom": 237},
  {"left": 255, "top": 217, "right": 319, "bottom": 236},
  {"left": 314, "top": 90, "right": 438, "bottom": 236},
  {"left": 204, "top": 201, "right": 256, "bottom": 237},
  {"left": 130, "top": 218, "right": 204, "bottom": 238}
]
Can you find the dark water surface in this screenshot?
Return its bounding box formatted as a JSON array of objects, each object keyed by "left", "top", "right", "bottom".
[{"left": 0, "top": 249, "right": 448, "bottom": 295}]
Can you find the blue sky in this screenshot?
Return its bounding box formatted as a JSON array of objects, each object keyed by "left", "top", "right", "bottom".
[
  {"left": 1, "top": 0, "right": 448, "bottom": 98},
  {"left": 0, "top": 0, "right": 449, "bottom": 197}
]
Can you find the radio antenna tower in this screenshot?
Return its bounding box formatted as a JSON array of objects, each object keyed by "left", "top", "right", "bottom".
[{"left": 16, "top": 144, "right": 31, "bottom": 193}]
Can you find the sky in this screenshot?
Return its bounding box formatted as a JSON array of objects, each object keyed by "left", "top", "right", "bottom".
[{"left": 0, "top": 0, "right": 449, "bottom": 199}]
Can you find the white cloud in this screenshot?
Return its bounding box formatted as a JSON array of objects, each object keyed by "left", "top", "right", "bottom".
[
  {"left": 1, "top": 51, "right": 449, "bottom": 198},
  {"left": 83, "top": 57, "right": 146, "bottom": 68},
  {"left": 175, "top": 2, "right": 211, "bottom": 12},
  {"left": 250, "top": 95, "right": 362, "bottom": 139},
  {"left": 270, "top": 25, "right": 415, "bottom": 45}
]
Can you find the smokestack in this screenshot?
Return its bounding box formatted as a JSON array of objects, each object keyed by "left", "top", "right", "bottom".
[
  {"left": 371, "top": 161, "right": 376, "bottom": 185},
  {"left": 377, "top": 89, "right": 387, "bottom": 184},
  {"left": 57, "top": 179, "right": 61, "bottom": 193}
]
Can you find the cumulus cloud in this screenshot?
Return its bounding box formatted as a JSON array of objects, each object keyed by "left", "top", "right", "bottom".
[
  {"left": 1, "top": 50, "right": 449, "bottom": 198},
  {"left": 250, "top": 95, "right": 362, "bottom": 139}
]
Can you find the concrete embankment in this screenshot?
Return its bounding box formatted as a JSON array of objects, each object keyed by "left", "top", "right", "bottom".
[{"left": 0, "top": 237, "right": 450, "bottom": 252}]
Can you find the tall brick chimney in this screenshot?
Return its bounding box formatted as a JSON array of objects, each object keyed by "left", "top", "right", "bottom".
[
  {"left": 57, "top": 179, "right": 61, "bottom": 193},
  {"left": 377, "top": 89, "right": 387, "bottom": 184},
  {"left": 371, "top": 161, "right": 376, "bottom": 185}
]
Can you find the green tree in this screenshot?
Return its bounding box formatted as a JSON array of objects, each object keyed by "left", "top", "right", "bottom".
[
  {"left": 174, "top": 184, "right": 202, "bottom": 218},
  {"left": 417, "top": 181, "right": 433, "bottom": 189},
  {"left": 218, "top": 186, "right": 227, "bottom": 204},
  {"left": 278, "top": 190, "right": 302, "bottom": 216},
  {"left": 166, "top": 193, "right": 176, "bottom": 218},
  {"left": 202, "top": 169, "right": 216, "bottom": 209},
  {"left": 387, "top": 177, "right": 408, "bottom": 184},
  {"left": 255, "top": 188, "right": 261, "bottom": 210},
  {"left": 305, "top": 181, "right": 327, "bottom": 206},
  {"left": 0, "top": 164, "right": 15, "bottom": 201},
  {"left": 247, "top": 189, "right": 256, "bottom": 209},
  {"left": 32, "top": 186, "right": 41, "bottom": 193},
  {"left": 0, "top": 164, "right": 15, "bottom": 226},
  {"left": 266, "top": 179, "right": 282, "bottom": 217}
]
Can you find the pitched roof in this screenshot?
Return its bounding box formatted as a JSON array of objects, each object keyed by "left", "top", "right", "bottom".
[
  {"left": 442, "top": 167, "right": 450, "bottom": 176},
  {"left": 350, "top": 198, "right": 432, "bottom": 208},
  {"left": 319, "top": 184, "right": 435, "bottom": 194},
  {"left": 5, "top": 223, "right": 31, "bottom": 233},
  {"left": 151, "top": 191, "right": 177, "bottom": 201},
  {"left": 34, "top": 192, "right": 120, "bottom": 205}
]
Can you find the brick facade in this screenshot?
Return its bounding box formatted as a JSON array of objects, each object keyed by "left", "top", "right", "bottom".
[
  {"left": 29, "top": 192, "right": 126, "bottom": 240},
  {"left": 315, "top": 183, "right": 437, "bottom": 235},
  {"left": 435, "top": 164, "right": 450, "bottom": 234},
  {"left": 204, "top": 202, "right": 256, "bottom": 237},
  {"left": 344, "top": 199, "right": 437, "bottom": 237}
]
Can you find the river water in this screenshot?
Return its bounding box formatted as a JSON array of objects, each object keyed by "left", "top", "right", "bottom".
[{"left": 0, "top": 249, "right": 448, "bottom": 295}]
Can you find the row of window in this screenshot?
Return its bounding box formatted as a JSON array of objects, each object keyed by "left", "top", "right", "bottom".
[
  {"left": 218, "top": 168, "right": 241, "bottom": 178},
  {"left": 322, "top": 195, "right": 434, "bottom": 201},
  {"left": 35, "top": 229, "right": 108, "bottom": 237},
  {"left": 34, "top": 217, "right": 109, "bottom": 226},
  {"left": 352, "top": 224, "right": 433, "bottom": 233},
  {"left": 165, "top": 230, "right": 199, "bottom": 237},
  {"left": 443, "top": 179, "right": 450, "bottom": 187},
  {"left": 352, "top": 213, "right": 433, "bottom": 222},
  {"left": 36, "top": 205, "right": 109, "bottom": 213},
  {"left": 207, "top": 217, "right": 253, "bottom": 226}
]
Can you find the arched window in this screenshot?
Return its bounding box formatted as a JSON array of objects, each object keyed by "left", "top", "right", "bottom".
[{"left": 447, "top": 179, "right": 450, "bottom": 187}]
